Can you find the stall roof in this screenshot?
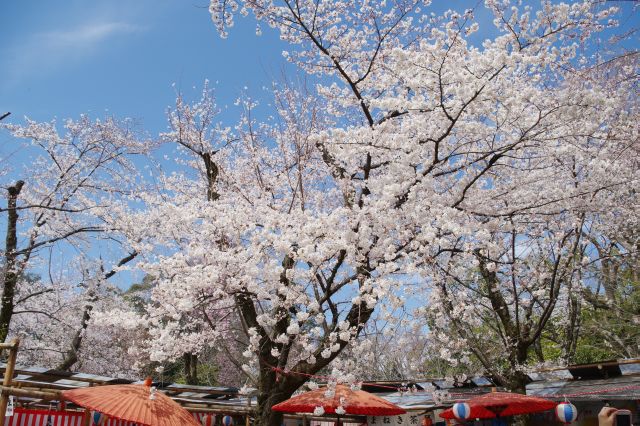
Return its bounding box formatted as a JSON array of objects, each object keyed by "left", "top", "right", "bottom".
[
  {"left": 0, "top": 363, "right": 241, "bottom": 411},
  {"left": 526, "top": 373, "right": 640, "bottom": 401},
  {"left": 530, "top": 358, "right": 640, "bottom": 380},
  {"left": 2, "top": 357, "right": 638, "bottom": 413},
  {"left": 2, "top": 363, "right": 132, "bottom": 387}
]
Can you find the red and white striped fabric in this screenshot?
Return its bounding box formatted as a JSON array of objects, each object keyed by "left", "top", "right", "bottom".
[
  {"left": 102, "top": 419, "right": 137, "bottom": 426},
  {"left": 5, "top": 409, "right": 222, "bottom": 426},
  {"left": 4, "top": 408, "right": 84, "bottom": 426},
  {"left": 3, "top": 409, "right": 141, "bottom": 426},
  {"left": 191, "top": 413, "right": 216, "bottom": 426}
]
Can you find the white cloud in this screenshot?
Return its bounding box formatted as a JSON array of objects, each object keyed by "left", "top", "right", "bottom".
[
  {"left": 2, "top": 21, "right": 144, "bottom": 88},
  {"left": 42, "top": 22, "right": 142, "bottom": 49}
]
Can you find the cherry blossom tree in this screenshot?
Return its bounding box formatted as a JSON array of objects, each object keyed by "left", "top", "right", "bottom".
[
  {"left": 90, "top": 2, "right": 639, "bottom": 424},
  {"left": 423, "top": 43, "right": 639, "bottom": 388},
  {"left": 11, "top": 259, "right": 142, "bottom": 378},
  {"left": 573, "top": 51, "right": 640, "bottom": 361},
  {"left": 0, "top": 116, "right": 145, "bottom": 360}
]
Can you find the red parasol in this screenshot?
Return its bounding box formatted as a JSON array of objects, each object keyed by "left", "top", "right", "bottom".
[
  {"left": 62, "top": 381, "right": 200, "bottom": 426},
  {"left": 272, "top": 384, "right": 406, "bottom": 416},
  {"left": 440, "top": 392, "right": 556, "bottom": 419}
]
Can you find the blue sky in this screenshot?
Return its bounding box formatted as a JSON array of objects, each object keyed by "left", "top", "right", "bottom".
[
  {"left": 1, "top": 0, "right": 299, "bottom": 288},
  {"left": 0, "top": 0, "right": 293, "bottom": 131},
  {"left": 2, "top": 1, "right": 637, "bottom": 133}
]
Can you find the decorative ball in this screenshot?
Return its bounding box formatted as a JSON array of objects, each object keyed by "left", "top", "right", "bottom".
[
  {"left": 556, "top": 402, "right": 578, "bottom": 423},
  {"left": 92, "top": 411, "right": 107, "bottom": 425},
  {"left": 222, "top": 415, "right": 234, "bottom": 426},
  {"left": 452, "top": 402, "right": 471, "bottom": 421}
]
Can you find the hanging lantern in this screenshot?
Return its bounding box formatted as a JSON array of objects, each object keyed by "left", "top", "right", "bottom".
[
  {"left": 222, "top": 415, "right": 234, "bottom": 426},
  {"left": 92, "top": 411, "right": 108, "bottom": 425},
  {"left": 556, "top": 402, "right": 578, "bottom": 423},
  {"left": 452, "top": 402, "right": 471, "bottom": 421}
]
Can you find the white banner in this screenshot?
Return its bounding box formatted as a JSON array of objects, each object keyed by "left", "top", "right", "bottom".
[{"left": 367, "top": 414, "right": 423, "bottom": 426}]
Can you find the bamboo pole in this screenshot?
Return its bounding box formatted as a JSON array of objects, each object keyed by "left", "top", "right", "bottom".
[
  {"left": 8, "top": 380, "right": 87, "bottom": 392},
  {"left": 0, "top": 339, "right": 19, "bottom": 425},
  {"left": 180, "top": 403, "right": 251, "bottom": 414},
  {"left": 0, "top": 343, "right": 19, "bottom": 351},
  {"left": 0, "top": 386, "right": 60, "bottom": 401},
  {"left": 245, "top": 393, "right": 251, "bottom": 426}
]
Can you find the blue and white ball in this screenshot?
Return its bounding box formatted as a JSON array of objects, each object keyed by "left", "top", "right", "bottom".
[
  {"left": 222, "top": 415, "right": 234, "bottom": 426},
  {"left": 556, "top": 402, "right": 578, "bottom": 423},
  {"left": 452, "top": 402, "right": 471, "bottom": 421}
]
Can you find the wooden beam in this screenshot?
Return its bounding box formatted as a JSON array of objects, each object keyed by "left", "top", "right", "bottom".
[
  {"left": 535, "top": 358, "right": 640, "bottom": 373},
  {"left": 0, "top": 386, "right": 60, "bottom": 401},
  {"left": 163, "top": 384, "right": 238, "bottom": 396},
  {"left": 9, "top": 381, "right": 81, "bottom": 391},
  {"left": 181, "top": 404, "right": 251, "bottom": 414},
  {"left": 0, "top": 342, "right": 19, "bottom": 351}
]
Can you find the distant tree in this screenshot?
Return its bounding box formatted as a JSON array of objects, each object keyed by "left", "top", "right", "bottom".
[{"left": 1, "top": 116, "right": 144, "bottom": 349}]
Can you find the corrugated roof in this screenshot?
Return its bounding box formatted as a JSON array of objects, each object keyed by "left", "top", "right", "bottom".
[{"left": 526, "top": 375, "right": 640, "bottom": 401}]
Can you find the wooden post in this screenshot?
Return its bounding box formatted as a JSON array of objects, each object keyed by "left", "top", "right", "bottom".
[
  {"left": 0, "top": 338, "right": 20, "bottom": 426},
  {"left": 245, "top": 392, "right": 251, "bottom": 426},
  {"left": 82, "top": 382, "right": 95, "bottom": 426}
]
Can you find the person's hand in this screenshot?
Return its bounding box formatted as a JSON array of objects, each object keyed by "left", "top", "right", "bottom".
[{"left": 598, "top": 407, "right": 618, "bottom": 426}]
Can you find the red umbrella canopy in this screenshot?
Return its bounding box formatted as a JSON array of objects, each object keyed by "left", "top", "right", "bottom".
[
  {"left": 62, "top": 384, "right": 200, "bottom": 426},
  {"left": 272, "top": 384, "right": 406, "bottom": 416},
  {"left": 440, "top": 392, "right": 557, "bottom": 419}
]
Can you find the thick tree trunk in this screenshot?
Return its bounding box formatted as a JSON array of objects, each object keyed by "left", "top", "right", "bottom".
[
  {"left": 255, "top": 367, "right": 304, "bottom": 426},
  {"left": 183, "top": 352, "right": 199, "bottom": 385},
  {"left": 561, "top": 292, "right": 581, "bottom": 364},
  {"left": 247, "top": 294, "right": 376, "bottom": 426},
  {"left": 256, "top": 397, "right": 291, "bottom": 426},
  {"left": 0, "top": 181, "right": 25, "bottom": 342},
  {"left": 505, "top": 370, "right": 530, "bottom": 394},
  {"left": 255, "top": 383, "right": 285, "bottom": 426}
]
